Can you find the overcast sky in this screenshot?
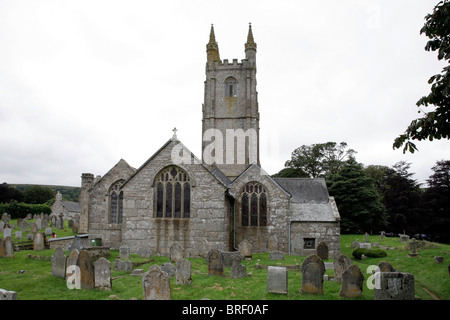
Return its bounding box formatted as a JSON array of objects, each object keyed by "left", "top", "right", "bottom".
[{"left": 0, "top": 0, "right": 448, "bottom": 187}]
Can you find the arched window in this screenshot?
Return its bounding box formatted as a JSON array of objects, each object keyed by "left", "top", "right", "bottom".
[
  {"left": 225, "top": 77, "right": 237, "bottom": 97},
  {"left": 241, "top": 182, "right": 268, "bottom": 226},
  {"left": 109, "top": 181, "right": 124, "bottom": 224},
  {"left": 155, "top": 166, "right": 191, "bottom": 218}
]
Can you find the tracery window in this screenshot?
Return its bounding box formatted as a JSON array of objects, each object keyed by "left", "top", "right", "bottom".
[
  {"left": 109, "top": 181, "right": 124, "bottom": 224},
  {"left": 225, "top": 77, "right": 237, "bottom": 97},
  {"left": 241, "top": 182, "right": 267, "bottom": 226},
  {"left": 155, "top": 166, "right": 191, "bottom": 218}
]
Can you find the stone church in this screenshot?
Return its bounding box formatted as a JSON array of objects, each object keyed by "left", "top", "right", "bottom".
[{"left": 78, "top": 25, "right": 341, "bottom": 258}]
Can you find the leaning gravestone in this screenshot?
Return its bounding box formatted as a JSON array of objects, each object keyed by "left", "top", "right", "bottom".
[
  {"left": 94, "top": 257, "right": 112, "bottom": 290},
  {"left": 374, "top": 272, "right": 415, "bottom": 300},
  {"left": 143, "top": 265, "right": 172, "bottom": 300},
  {"left": 206, "top": 249, "right": 225, "bottom": 276},
  {"left": 300, "top": 254, "right": 325, "bottom": 294},
  {"left": 51, "top": 247, "right": 67, "bottom": 278},
  {"left": 4, "top": 237, "right": 14, "bottom": 258},
  {"left": 334, "top": 254, "right": 353, "bottom": 282},
  {"left": 176, "top": 258, "right": 192, "bottom": 285},
  {"left": 267, "top": 266, "right": 288, "bottom": 294},
  {"left": 339, "top": 264, "right": 364, "bottom": 298},
  {"left": 316, "top": 241, "right": 329, "bottom": 260},
  {"left": 76, "top": 250, "right": 95, "bottom": 289},
  {"left": 230, "top": 261, "right": 247, "bottom": 279},
  {"left": 33, "top": 233, "right": 45, "bottom": 251}
]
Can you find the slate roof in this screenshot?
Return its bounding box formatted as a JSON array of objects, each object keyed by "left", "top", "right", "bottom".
[{"left": 61, "top": 201, "right": 81, "bottom": 213}]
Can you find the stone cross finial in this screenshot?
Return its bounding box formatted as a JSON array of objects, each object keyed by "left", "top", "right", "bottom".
[{"left": 172, "top": 127, "right": 178, "bottom": 139}]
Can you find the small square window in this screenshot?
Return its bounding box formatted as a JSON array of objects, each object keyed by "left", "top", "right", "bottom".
[{"left": 303, "top": 238, "right": 315, "bottom": 249}]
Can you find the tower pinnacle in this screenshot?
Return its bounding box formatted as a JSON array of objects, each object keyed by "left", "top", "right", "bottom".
[{"left": 206, "top": 24, "right": 221, "bottom": 65}]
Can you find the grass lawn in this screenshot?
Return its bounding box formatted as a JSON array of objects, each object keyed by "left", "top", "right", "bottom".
[{"left": 1, "top": 229, "right": 449, "bottom": 300}]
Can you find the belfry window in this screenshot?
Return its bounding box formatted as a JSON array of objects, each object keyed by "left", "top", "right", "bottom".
[
  {"left": 155, "top": 166, "right": 191, "bottom": 218},
  {"left": 241, "top": 182, "right": 268, "bottom": 226},
  {"left": 109, "top": 181, "right": 124, "bottom": 224},
  {"left": 225, "top": 77, "right": 237, "bottom": 97}
]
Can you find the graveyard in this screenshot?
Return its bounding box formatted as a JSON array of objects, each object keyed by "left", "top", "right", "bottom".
[{"left": 1, "top": 216, "right": 449, "bottom": 301}]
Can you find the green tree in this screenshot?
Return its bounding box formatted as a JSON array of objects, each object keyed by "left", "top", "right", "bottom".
[
  {"left": 284, "top": 142, "right": 356, "bottom": 178},
  {"left": 23, "top": 185, "right": 55, "bottom": 204},
  {"left": 0, "top": 183, "right": 24, "bottom": 203},
  {"left": 394, "top": 0, "right": 450, "bottom": 153},
  {"left": 326, "top": 158, "right": 388, "bottom": 234}
]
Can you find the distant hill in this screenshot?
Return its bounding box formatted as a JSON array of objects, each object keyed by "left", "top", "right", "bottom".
[{"left": 11, "top": 184, "right": 81, "bottom": 202}]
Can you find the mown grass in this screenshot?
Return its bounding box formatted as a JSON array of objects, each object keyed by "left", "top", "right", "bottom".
[{"left": 0, "top": 232, "right": 449, "bottom": 300}]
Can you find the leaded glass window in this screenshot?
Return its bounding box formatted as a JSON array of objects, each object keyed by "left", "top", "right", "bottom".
[
  {"left": 241, "top": 182, "right": 268, "bottom": 226},
  {"left": 109, "top": 181, "right": 124, "bottom": 224},
  {"left": 154, "top": 166, "right": 191, "bottom": 219}
]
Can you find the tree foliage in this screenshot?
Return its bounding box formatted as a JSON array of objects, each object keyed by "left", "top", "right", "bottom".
[
  {"left": 394, "top": 0, "right": 450, "bottom": 153},
  {"left": 23, "top": 185, "right": 55, "bottom": 204}
]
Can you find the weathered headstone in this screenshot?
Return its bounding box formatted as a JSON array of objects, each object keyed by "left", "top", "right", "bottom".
[
  {"left": 408, "top": 238, "right": 419, "bottom": 257},
  {"left": 374, "top": 272, "right": 415, "bottom": 300},
  {"left": 364, "top": 232, "right": 369, "bottom": 242},
  {"left": 15, "top": 231, "right": 22, "bottom": 240},
  {"left": 334, "top": 254, "right": 353, "bottom": 282},
  {"left": 161, "top": 262, "right": 176, "bottom": 277},
  {"left": 20, "top": 219, "right": 27, "bottom": 231},
  {"left": 51, "top": 247, "right": 67, "bottom": 278},
  {"left": 138, "top": 246, "right": 153, "bottom": 258},
  {"left": 76, "top": 250, "right": 95, "bottom": 289},
  {"left": 230, "top": 261, "right": 247, "bottom": 279},
  {"left": 378, "top": 261, "right": 395, "bottom": 272},
  {"left": 45, "top": 227, "right": 53, "bottom": 235},
  {"left": 206, "top": 249, "right": 225, "bottom": 276},
  {"left": 69, "top": 237, "right": 83, "bottom": 253},
  {"left": 143, "top": 265, "right": 172, "bottom": 300},
  {"left": 300, "top": 254, "right": 325, "bottom": 294},
  {"left": 66, "top": 249, "right": 79, "bottom": 279},
  {"left": 316, "top": 241, "right": 329, "bottom": 260},
  {"left": 351, "top": 241, "right": 360, "bottom": 248},
  {"left": 30, "top": 222, "right": 38, "bottom": 234},
  {"left": 359, "top": 242, "right": 372, "bottom": 250},
  {"left": 94, "top": 257, "right": 111, "bottom": 290},
  {"left": 170, "top": 243, "right": 183, "bottom": 262},
  {"left": 4, "top": 236, "right": 14, "bottom": 258},
  {"left": 119, "top": 246, "right": 130, "bottom": 259},
  {"left": 176, "top": 258, "right": 192, "bottom": 285},
  {"left": 114, "top": 259, "right": 133, "bottom": 272},
  {"left": 238, "top": 239, "right": 252, "bottom": 259},
  {"left": 269, "top": 251, "right": 285, "bottom": 260},
  {"left": 33, "top": 233, "right": 45, "bottom": 251},
  {"left": 339, "top": 265, "right": 364, "bottom": 298},
  {"left": 267, "top": 266, "right": 288, "bottom": 294},
  {"left": 380, "top": 231, "right": 385, "bottom": 240},
  {"left": 0, "top": 289, "right": 17, "bottom": 300},
  {"left": 267, "top": 233, "right": 278, "bottom": 251},
  {"left": 36, "top": 218, "right": 42, "bottom": 230},
  {"left": 399, "top": 234, "right": 409, "bottom": 242},
  {"left": 3, "top": 228, "right": 11, "bottom": 239}
]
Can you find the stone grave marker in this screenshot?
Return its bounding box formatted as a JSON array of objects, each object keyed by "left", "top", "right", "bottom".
[
  {"left": 51, "top": 247, "right": 67, "bottom": 278},
  {"left": 170, "top": 243, "right": 183, "bottom": 263},
  {"left": 378, "top": 261, "right": 395, "bottom": 272},
  {"left": 176, "top": 258, "right": 192, "bottom": 285},
  {"left": 206, "top": 249, "right": 225, "bottom": 276},
  {"left": 138, "top": 246, "right": 153, "bottom": 258},
  {"left": 238, "top": 239, "right": 252, "bottom": 259},
  {"left": 114, "top": 259, "right": 133, "bottom": 272},
  {"left": 30, "top": 222, "right": 38, "bottom": 234},
  {"left": 267, "top": 266, "right": 288, "bottom": 294},
  {"left": 119, "top": 246, "right": 130, "bottom": 259},
  {"left": 269, "top": 251, "right": 285, "bottom": 260},
  {"left": 316, "top": 241, "right": 329, "bottom": 260},
  {"left": 339, "top": 264, "right": 364, "bottom": 298},
  {"left": 408, "top": 238, "right": 419, "bottom": 257},
  {"left": 161, "top": 262, "right": 176, "bottom": 277},
  {"left": 399, "top": 234, "right": 409, "bottom": 242},
  {"left": 94, "top": 257, "right": 112, "bottom": 290},
  {"left": 374, "top": 272, "right": 415, "bottom": 300},
  {"left": 33, "top": 233, "right": 45, "bottom": 251},
  {"left": 267, "top": 233, "right": 278, "bottom": 251},
  {"left": 76, "top": 250, "right": 95, "bottom": 289},
  {"left": 351, "top": 241, "right": 360, "bottom": 248},
  {"left": 36, "top": 218, "right": 42, "bottom": 230},
  {"left": 334, "top": 254, "right": 353, "bottom": 282},
  {"left": 0, "top": 239, "right": 5, "bottom": 257},
  {"left": 45, "top": 227, "right": 53, "bottom": 235},
  {"left": 359, "top": 242, "right": 372, "bottom": 250},
  {"left": 69, "top": 237, "right": 83, "bottom": 253},
  {"left": 300, "top": 254, "right": 325, "bottom": 294},
  {"left": 66, "top": 249, "right": 79, "bottom": 279},
  {"left": 143, "top": 265, "right": 172, "bottom": 300},
  {"left": 3, "top": 228, "right": 11, "bottom": 239},
  {"left": 4, "top": 236, "right": 14, "bottom": 258},
  {"left": 0, "top": 289, "right": 17, "bottom": 300},
  {"left": 230, "top": 260, "right": 247, "bottom": 279},
  {"left": 20, "top": 219, "right": 27, "bottom": 231},
  {"left": 15, "top": 231, "right": 22, "bottom": 240}
]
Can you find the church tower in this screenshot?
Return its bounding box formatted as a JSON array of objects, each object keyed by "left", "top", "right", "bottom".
[{"left": 202, "top": 24, "right": 260, "bottom": 181}]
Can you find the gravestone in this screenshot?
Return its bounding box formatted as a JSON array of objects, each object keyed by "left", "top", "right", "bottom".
[
  {"left": 267, "top": 266, "right": 288, "bottom": 294},
  {"left": 0, "top": 239, "right": 5, "bottom": 257},
  {"left": 269, "top": 251, "right": 285, "bottom": 260},
  {"left": 76, "top": 250, "right": 95, "bottom": 289},
  {"left": 33, "top": 233, "right": 45, "bottom": 251},
  {"left": 15, "top": 231, "right": 22, "bottom": 240},
  {"left": 334, "top": 254, "right": 353, "bottom": 282},
  {"left": 378, "top": 261, "right": 395, "bottom": 272},
  {"left": 408, "top": 238, "right": 419, "bottom": 257},
  {"left": 300, "top": 254, "right": 325, "bottom": 294},
  {"left": 4, "top": 236, "right": 14, "bottom": 258},
  {"left": 30, "top": 222, "right": 38, "bottom": 234},
  {"left": 36, "top": 218, "right": 42, "bottom": 230},
  {"left": 176, "top": 258, "right": 192, "bottom": 285},
  {"left": 221, "top": 251, "right": 243, "bottom": 267},
  {"left": 238, "top": 239, "right": 252, "bottom": 259},
  {"left": 339, "top": 265, "right": 364, "bottom": 298},
  {"left": 51, "top": 247, "right": 67, "bottom": 278},
  {"left": 3, "top": 228, "right": 11, "bottom": 239},
  {"left": 267, "top": 233, "right": 278, "bottom": 251},
  {"left": 374, "top": 272, "right": 415, "bottom": 300},
  {"left": 351, "top": 241, "right": 360, "bottom": 248},
  {"left": 119, "top": 246, "right": 130, "bottom": 259},
  {"left": 161, "top": 262, "right": 176, "bottom": 277},
  {"left": 206, "top": 249, "right": 225, "bottom": 276},
  {"left": 359, "top": 242, "right": 372, "bottom": 250},
  {"left": 66, "top": 249, "right": 79, "bottom": 279},
  {"left": 20, "top": 219, "right": 27, "bottom": 231},
  {"left": 94, "top": 257, "right": 112, "bottom": 290},
  {"left": 230, "top": 261, "right": 247, "bottom": 279},
  {"left": 399, "top": 234, "right": 409, "bottom": 242},
  {"left": 364, "top": 232, "right": 369, "bottom": 242},
  {"left": 316, "top": 241, "right": 329, "bottom": 260},
  {"left": 143, "top": 265, "right": 172, "bottom": 300},
  {"left": 138, "top": 246, "right": 153, "bottom": 258},
  {"left": 199, "top": 238, "right": 210, "bottom": 258},
  {"left": 380, "top": 231, "right": 385, "bottom": 240},
  {"left": 0, "top": 289, "right": 17, "bottom": 300},
  {"left": 170, "top": 243, "right": 183, "bottom": 262},
  {"left": 45, "top": 227, "right": 53, "bottom": 235},
  {"left": 114, "top": 259, "right": 133, "bottom": 272},
  {"left": 51, "top": 216, "right": 57, "bottom": 227},
  {"left": 69, "top": 237, "right": 83, "bottom": 253}
]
